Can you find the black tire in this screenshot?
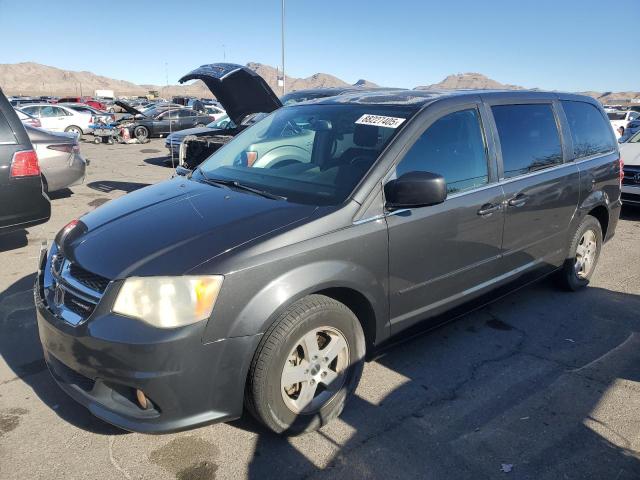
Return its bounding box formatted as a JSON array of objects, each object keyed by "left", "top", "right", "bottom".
[
  {"left": 107, "top": 137, "right": 114, "bottom": 145},
  {"left": 557, "top": 215, "right": 603, "bottom": 291},
  {"left": 134, "top": 126, "right": 149, "bottom": 141},
  {"left": 245, "top": 294, "right": 366, "bottom": 435},
  {"left": 93, "top": 136, "right": 102, "bottom": 144}
]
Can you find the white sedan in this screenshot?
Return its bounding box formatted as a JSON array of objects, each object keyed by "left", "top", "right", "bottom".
[
  {"left": 607, "top": 110, "right": 640, "bottom": 137},
  {"left": 18, "top": 103, "right": 92, "bottom": 137},
  {"left": 619, "top": 131, "right": 640, "bottom": 206}
]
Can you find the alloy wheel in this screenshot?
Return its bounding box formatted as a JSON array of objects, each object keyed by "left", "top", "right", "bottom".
[
  {"left": 280, "top": 326, "right": 349, "bottom": 414},
  {"left": 575, "top": 229, "right": 597, "bottom": 279}
]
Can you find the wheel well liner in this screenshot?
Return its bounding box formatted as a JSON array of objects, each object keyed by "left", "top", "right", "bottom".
[
  {"left": 314, "top": 287, "right": 376, "bottom": 351},
  {"left": 587, "top": 205, "right": 609, "bottom": 238}
]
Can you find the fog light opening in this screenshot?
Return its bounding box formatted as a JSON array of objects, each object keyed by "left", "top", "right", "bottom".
[{"left": 136, "top": 389, "right": 149, "bottom": 410}]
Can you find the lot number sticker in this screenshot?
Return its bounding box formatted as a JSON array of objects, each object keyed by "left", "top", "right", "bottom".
[{"left": 355, "top": 114, "right": 406, "bottom": 129}]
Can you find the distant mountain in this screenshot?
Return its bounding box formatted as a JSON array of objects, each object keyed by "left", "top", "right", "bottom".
[
  {"left": 0, "top": 62, "right": 637, "bottom": 104},
  {"left": 0, "top": 62, "right": 379, "bottom": 98},
  {"left": 415, "top": 72, "right": 523, "bottom": 91}
]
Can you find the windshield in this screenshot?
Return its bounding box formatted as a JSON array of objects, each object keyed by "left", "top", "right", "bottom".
[
  {"left": 196, "top": 104, "right": 414, "bottom": 205},
  {"left": 280, "top": 91, "right": 339, "bottom": 106}
]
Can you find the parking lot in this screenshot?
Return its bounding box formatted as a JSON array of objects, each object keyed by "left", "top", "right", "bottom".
[{"left": 0, "top": 138, "right": 639, "bottom": 480}]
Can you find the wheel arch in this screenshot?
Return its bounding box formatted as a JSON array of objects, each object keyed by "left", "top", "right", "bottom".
[
  {"left": 204, "top": 260, "right": 388, "bottom": 352},
  {"left": 586, "top": 204, "right": 609, "bottom": 239}
]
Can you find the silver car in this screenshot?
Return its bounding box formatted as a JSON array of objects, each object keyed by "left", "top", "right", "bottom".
[{"left": 25, "top": 125, "right": 88, "bottom": 192}]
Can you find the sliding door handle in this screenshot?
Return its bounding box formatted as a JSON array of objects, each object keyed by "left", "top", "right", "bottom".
[
  {"left": 508, "top": 194, "right": 528, "bottom": 208},
  {"left": 477, "top": 203, "right": 501, "bottom": 216}
]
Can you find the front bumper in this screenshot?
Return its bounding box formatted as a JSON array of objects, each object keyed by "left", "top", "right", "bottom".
[
  {"left": 622, "top": 185, "right": 640, "bottom": 205},
  {"left": 35, "top": 249, "right": 261, "bottom": 433}
]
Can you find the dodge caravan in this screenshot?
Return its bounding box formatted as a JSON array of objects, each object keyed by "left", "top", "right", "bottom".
[{"left": 36, "top": 64, "right": 621, "bottom": 435}]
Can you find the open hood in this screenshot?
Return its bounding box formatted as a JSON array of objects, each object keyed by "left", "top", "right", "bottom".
[
  {"left": 115, "top": 100, "right": 145, "bottom": 117},
  {"left": 179, "top": 63, "right": 282, "bottom": 125}
]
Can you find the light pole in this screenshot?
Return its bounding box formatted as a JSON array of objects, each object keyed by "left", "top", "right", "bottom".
[{"left": 281, "top": 0, "right": 286, "bottom": 95}]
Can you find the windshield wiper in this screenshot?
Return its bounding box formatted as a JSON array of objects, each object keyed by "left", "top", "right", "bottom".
[{"left": 198, "top": 173, "right": 287, "bottom": 201}]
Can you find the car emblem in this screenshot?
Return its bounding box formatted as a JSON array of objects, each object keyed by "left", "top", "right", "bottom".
[
  {"left": 51, "top": 254, "right": 63, "bottom": 275},
  {"left": 53, "top": 284, "right": 65, "bottom": 308},
  {"left": 634, "top": 172, "right": 640, "bottom": 184}
]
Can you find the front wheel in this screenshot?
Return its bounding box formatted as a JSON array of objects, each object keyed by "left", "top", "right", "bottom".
[
  {"left": 134, "top": 126, "right": 149, "bottom": 142},
  {"left": 557, "top": 215, "right": 603, "bottom": 291},
  {"left": 245, "top": 295, "right": 366, "bottom": 435}
]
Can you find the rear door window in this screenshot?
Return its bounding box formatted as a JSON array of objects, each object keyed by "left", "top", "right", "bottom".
[
  {"left": 396, "top": 108, "right": 489, "bottom": 194},
  {"left": 562, "top": 101, "right": 616, "bottom": 158},
  {"left": 21, "top": 106, "right": 40, "bottom": 117},
  {"left": 492, "top": 104, "right": 563, "bottom": 179}
]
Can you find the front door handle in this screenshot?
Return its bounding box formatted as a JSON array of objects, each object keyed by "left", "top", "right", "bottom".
[
  {"left": 477, "top": 203, "right": 501, "bottom": 216},
  {"left": 508, "top": 193, "right": 527, "bottom": 208}
]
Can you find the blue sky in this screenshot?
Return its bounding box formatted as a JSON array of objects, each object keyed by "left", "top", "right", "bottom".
[{"left": 0, "top": 0, "right": 637, "bottom": 92}]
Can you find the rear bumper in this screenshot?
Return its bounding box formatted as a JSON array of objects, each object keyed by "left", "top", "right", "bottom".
[
  {"left": 45, "top": 153, "right": 87, "bottom": 191},
  {"left": 0, "top": 177, "right": 50, "bottom": 233},
  {"left": 35, "top": 265, "right": 261, "bottom": 433}
]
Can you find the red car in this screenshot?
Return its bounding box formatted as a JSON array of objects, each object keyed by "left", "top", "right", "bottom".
[{"left": 55, "top": 96, "right": 107, "bottom": 111}]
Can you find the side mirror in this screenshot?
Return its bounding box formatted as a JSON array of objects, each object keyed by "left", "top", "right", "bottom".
[
  {"left": 175, "top": 165, "right": 191, "bottom": 177},
  {"left": 384, "top": 171, "right": 447, "bottom": 210}
]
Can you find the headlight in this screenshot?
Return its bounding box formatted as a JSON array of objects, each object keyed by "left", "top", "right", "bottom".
[{"left": 113, "top": 276, "right": 223, "bottom": 328}]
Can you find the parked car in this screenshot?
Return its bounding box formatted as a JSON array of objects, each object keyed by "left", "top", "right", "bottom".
[
  {"left": 618, "top": 119, "right": 640, "bottom": 142},
  {"left": 60, "top": 103, "right": 115, "bottom": 124},
  {"left": 103, "top": 101, "right": 127, "bottom": 114},
  {"left": 18, "top": 104, "right": 92, "bottom": 137},
  {"left": 619, "top": 130, "right": 640, "bottom": 205},
  {"left": 36, "top": 73, "right": 621, "bottom": 435},
  {"left": 607, "top": 109, "right": 640, "bottom": 136},
  {"left": 56, "top": 96, "right": 107, "bottom": 111},
  {"left": 15, "top": 109, "right": 42, "bottom": 128},
  {"left": 115, "top": 102, "right": 214, "bottom": 141},
  {"left": 165, "top": 115, "right": 234, "bottom": 158},
  {"left": 9, "top": 96, "right": 43, "bottom": 107},
  {"left": 25, "top": 125, "right": 87, "bottom": 192},
  {"left": 203, "top": 105, "right": 226, "bottom": 120},
  {"left": 0, "top": 89, "right": 50, "bottom": 234}
]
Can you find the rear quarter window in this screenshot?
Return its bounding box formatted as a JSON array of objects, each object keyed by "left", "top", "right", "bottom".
[
  {"left": 0, "top": 112, "right": 17, "bottom": 143},
  {"left": 562, "top": 101, "right": 616, "bottom": 158},
  {"left": 492, "top": 104, "right": 563, "bottom": 179}
]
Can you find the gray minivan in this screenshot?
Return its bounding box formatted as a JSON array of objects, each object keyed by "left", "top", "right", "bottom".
[{"left": 36, "top": 65, "right": 621, "bottom": 435}]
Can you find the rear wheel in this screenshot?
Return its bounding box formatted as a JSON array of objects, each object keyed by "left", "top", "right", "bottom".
[
  {"left": 134, "top": 126, "right": 149, "bottom": 142},
  {"left": 245, "top": 294, "right": 366, "bottom": 435},
  {"left": 557, "top": 215, "right": 603, "bottom": 291},
  {"left": 195, "top": 123, "right": 206, "bottom": 128}
]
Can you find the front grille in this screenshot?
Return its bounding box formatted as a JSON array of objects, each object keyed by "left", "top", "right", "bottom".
[
  {"left": 623, "top": 167, "right": 640, "bottom": 186},
  {"left": 52, "top": 253, "right": 64, "bottom": 274},
  {"left": 69, "top": 264, "right": 109, "bottom": 293},
  {"left": 63, "top": 292, "right": 96, "bottom": 317},
  {"left": 44, "top": 247, "right": 109, "bottom": 325}
]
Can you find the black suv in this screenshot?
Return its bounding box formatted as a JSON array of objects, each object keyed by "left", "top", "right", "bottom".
[
  {"left": 35, "top": 70, "right": 621, "bottom": 435},
  {"left": 0, "top": 88, "right": 50, "bottom": 234}
]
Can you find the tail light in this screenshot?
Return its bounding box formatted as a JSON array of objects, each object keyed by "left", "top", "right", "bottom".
[
  {"left": 10, "top": 150, "right": 40, "bottom": 177},
  {"left": 47, "top": 143, "right": 80, "bottom": 154}
]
